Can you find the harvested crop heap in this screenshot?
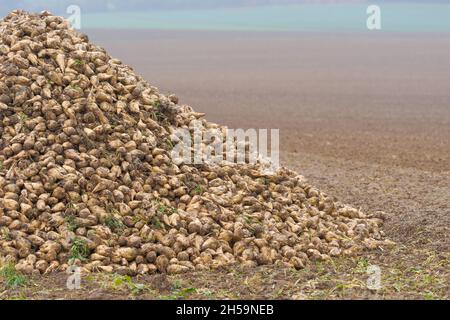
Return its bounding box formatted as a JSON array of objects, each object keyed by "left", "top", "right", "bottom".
[{"left": 0, "top": 11, "right": 391, "bottom": 276}]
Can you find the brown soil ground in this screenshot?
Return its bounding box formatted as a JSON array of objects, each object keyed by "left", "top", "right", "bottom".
[{"left": 1, "top": 30, "right": 449, "bottom": 300}]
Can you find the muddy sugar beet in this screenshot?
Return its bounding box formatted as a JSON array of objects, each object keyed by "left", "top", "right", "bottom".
[{"left": 0, "top": 11, "right": 393, "bottom": 276}]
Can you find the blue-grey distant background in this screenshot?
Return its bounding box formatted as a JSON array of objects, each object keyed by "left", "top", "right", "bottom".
[{"left": 1, "top": 0, "right": 450, "bottom": 32}]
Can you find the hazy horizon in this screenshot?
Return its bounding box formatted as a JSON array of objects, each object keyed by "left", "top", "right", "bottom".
[
  {"left": 1, "top": 1, "right": 450, "bottom": 32},
  {"left": 1, "top": 0, "right": 450, "bottom": 15}
]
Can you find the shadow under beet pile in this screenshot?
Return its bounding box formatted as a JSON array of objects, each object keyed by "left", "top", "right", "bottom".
[{"left": 0, "top": 10, "right": 393, "bottom": 276}]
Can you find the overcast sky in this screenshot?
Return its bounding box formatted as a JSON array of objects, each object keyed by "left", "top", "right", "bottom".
[{"left": 1, "top": 0, "right": 449, "bottom": 16}]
